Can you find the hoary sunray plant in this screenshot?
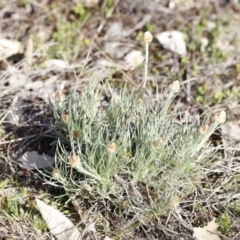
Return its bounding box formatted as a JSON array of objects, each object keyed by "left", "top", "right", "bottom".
[{"left": 41, "top": 31, "right": 226, "bottom": 230}]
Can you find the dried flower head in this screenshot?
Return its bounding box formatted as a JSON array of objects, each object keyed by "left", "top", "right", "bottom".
[
  {"left": 199, "top": 124, "right": 209, "bottom": 135},
  {"left": 55, "top": 91, "right": 66, "bottom": 103},
  {"left": 130, "top": 113, "right": 137, "bottom": 123},
  {"left": 152, "top": 140, "right": 159, "bottom": 148},
  {"left": 169, "top": 80, "right": 180, "bottom": 93},
  {"left": 214, "top": 110, "right": 226, "bottom": 124},
  {"left": 143, "top": 31, "right": 153, "bottom": 43},
  {"left": 73, "top": 130, "right": 81, "bottom": 139},
  {"left": 106, "top": 142, "right": 117, "bottom": 154},
  {"left": 69, "top": 155, "right": 81, "bottom": 168},
  {"left": 61, "top": 114, "right": 69, "bottom": 124},
  {"left": 172, "top": 196, "right": 180, "bottom": 208},
  {"left": 152, "top": 135, "right": 166, "bottom": 148},
  {"left": 52, "top": 169, "right": 61, "bottom": 180}
]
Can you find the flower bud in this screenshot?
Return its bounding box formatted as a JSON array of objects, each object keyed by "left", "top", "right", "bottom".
[
  {"left": 106, "top": 142, "right": 117, "bottom": 154},
  {"left": 55, "top": 91, "right": 66, "bottom": 103},
  {"left": 199, "top": 125, "right": 209, "bottom": 135},
  {"left": 61, "top": 114, "right": 69, "bottom": 124},
  {"left": 214, "top": 110, "right": 226, "bottom": 124},
  {"left": 152, "top": 135, "right": 166, "bottom": 148},
  {"left": 172, "top": 196, "right": 180, "bottom": 208},
  {"left": 152, "top": 140, "right": 159, "bottom": 148},
  {"left": 73, "top": 130, "right": 81, "bottom": 139},
  {"left": 52, "top": 169, "right": 61, "bottom": 180},
  {"left": 130, "top": 113, "right": 137, "bottom": 123},
  {"left": 169, "top": 80, "right": 180, "bottom": 93},
  {"left": 143, "top": 31, "right": 153, "bottom": 43},
  {"left": 69, "top": 155, "right": 81, "bottom": 168}
]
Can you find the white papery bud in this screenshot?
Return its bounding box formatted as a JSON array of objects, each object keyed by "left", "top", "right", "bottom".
[
  {"left": 169, "top": 80, "right": 180, "bottom": 93},
  {"left": 214, "top": 111, "right": 226, "bottom": 124},
  {"left": 143, "top": 31, "right": 153, "bottom": 43}
]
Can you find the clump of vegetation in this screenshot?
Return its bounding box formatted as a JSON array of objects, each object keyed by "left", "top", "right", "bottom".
[
  {"left": 0, "top": 179, "right": 48, "bottom": 236},
  {"left": 48, "top": 2, "right": 91, "bottom": 60},
  {"left": 41, "top": 32, "right": 226, "bottom": 233},
  {"left": 217, "top": 211, "right": 233, "bottom": 235}
]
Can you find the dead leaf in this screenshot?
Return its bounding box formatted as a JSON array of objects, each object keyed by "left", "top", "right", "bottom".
[
  {"left": 79, "top": 0, "right": 99, "bottom": 8},
  {"left": 104, "top": 237, "right": 112, "bottom": 240},
  {"left": 23, "top": 34, "right": 33, "bottom": 70},
  {"left": 221, "top": 120, "right": 240, "bottom": 149},
  {"left": 169, "top": 0, "right": 196, "bottom": 9},
  {"left": 6, "top": 96, "right": 24, "bottom": 125},
  {"left": 104, "top": 42, "right": 133, "bottom": 59},
  {"left": 124, "top": 50, "right": 144, "bottom": 70},
  {"left": 44, "top": 59, "right": 70, "bottom": 69},
  {"left": 155, "top": 31, "right": 187, "bottom": 56},
  {"left": 104, "top": 22, "right": 124, "bottom": 39},
  {"left": 24, "top": 76, "right": 67, "bottom": 101},
  {"left": 7, "top": 67, "right": 27, "bottom": 89},
  {"left": 200, "top": 38, "right": 209, "bottom": 52},
  {"left": 19, "top": 152, "right": 54, "bottom": 170},
  {"left": 0, "top": 38, "right": 23, "bottom": 60},
  {"left": 219, "top": 120, "right": 240, "bottom": 172},
  {"left": 36, "top": 199, "right": 81, "bottom": 240},
  {"left": 193, "top": 218, "right": 220, "bottom": 240},
  {"left": 85, "top": 222, "right": 96, "bottom": 233},
  {"left": 104, "top": 23, "right": 133, "bottom": 59},
  {"left": 96, "top": 59, "right": 125, "bottom": 69}
]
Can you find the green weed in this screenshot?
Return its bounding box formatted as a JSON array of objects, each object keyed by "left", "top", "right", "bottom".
[
  {"left": 0, "top": 180, "right": 47, "bottom": 234},
  {"left": 217, "top": 211, "right": 233, "bottom": 235}
]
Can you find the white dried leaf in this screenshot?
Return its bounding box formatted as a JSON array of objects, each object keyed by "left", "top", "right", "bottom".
[
  {"left": 105, "top": 22, "right": 124, "bottom": 39},
  {"left": 155, "top": 31, "right": 187, "bottom": 56},
  {"left": 97, "top": 59, "right": 123, "bottom": 69},
  {"left": 104, "top": 237, "right": 112, "bottom": 240},
  {"left": 104, "top": 42, "right": 132, "bottom": 59},
  {"left": 6, "top": 109, "right": 20, "bottom": 125},
  {"left": 8, "top": 73, "right": 27, "bottom": 88},
  {"left": 208, "top": 121, "right": 240, "bottom": 172},
  {"left": 124, "top": 50, "right": 144, "bottom": 70},
  {"left": 5, "top": 96, "right": 24, "bottom": 125},
  {"left": 221, "top": 120, "right": 240, "bottom": 149},
  {"left": 36, "top": 199, "right": 81, "bottom": 240},
  {"left": 221, "top": 120, "right": 240, "bottom": 141},
  {"left": 25, "top": 80, "right": 44, "bottom": 90},
  {"left": 19, "top": 152, "right": 54, "bottom": 170},
  {"left": 80, "top": 0, "right": 99, "bottom": 8},
  {"left": 85, "top": 222, "right": 96, "bottom": 233},
  {"left": 44, "top": 59, "right": 70, "bottom": 69},
  {"left": 37, "top": 27, "right": 53, "bottom": 42},
  {"left": 24, "top": 34, "right": 33, "bottom": 68},
  {"left": 193, "top": 218, "right": 220, "bottom": 240},
  {"left": 169, "top": 0, "right": 195, "bottom": 9},
  {"left": 0, "top": 38, "right": 23, "bottom": 60},
  {"left": 104, "top": 23, "right": 132, "bottom": 59},
  {"left": 201, "top": 38, "right": 209, "bottom": 52},
  {"left": 206, "top": 21, "right": 216, "bottom": 31}
]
